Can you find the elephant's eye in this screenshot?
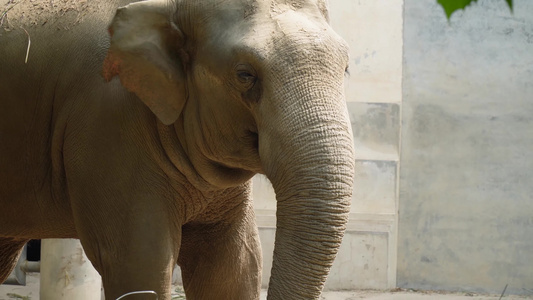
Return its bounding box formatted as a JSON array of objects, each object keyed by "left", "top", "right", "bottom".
[
  {"left": 237, "top": 71, "right": 256, "bottom": 83},
  {"left": 235, "top": 64, "right": 257, "bottom": 89}
]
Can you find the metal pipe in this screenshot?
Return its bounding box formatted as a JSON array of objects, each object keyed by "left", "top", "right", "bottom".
[{"left": 20, "top": 260, "right": 40, "bottom": 273}]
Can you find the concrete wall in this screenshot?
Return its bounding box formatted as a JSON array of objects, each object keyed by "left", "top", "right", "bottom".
[
  {"left": 399, "top": 0, "right": 533, "bottom": 295},
  {"left": 253, "top": 0, "right": 404, "bottom": 290}
]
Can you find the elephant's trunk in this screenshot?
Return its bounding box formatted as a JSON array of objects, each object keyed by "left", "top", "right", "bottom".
[{"left": 260, "top": 63, "right": 355, "bottom": 299}]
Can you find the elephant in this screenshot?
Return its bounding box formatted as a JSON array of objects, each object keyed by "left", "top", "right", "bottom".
[{"left": 0, "top": 0, "right": 355, "bottom": 299}]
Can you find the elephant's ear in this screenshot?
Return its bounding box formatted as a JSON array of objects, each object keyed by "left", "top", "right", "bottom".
[{"left": 103, "top": 0, "right": 187, "bottom": 125}]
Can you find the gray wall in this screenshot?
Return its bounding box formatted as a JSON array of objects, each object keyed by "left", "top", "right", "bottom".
[{"left": 399, "top": 0, "right": 533, "bottom": 295}]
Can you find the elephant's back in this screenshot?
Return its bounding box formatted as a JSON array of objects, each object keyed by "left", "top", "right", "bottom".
[
  {"left": 0, "top": 0, "right": 125, "bottom": 67},
  {"left": 0, "top": 0, "right": 120, "bottom": 135},
  {"left": 0, "top": 0, "right": 128, "bottom": 119},
  {"left": 0, "top": 0, "right": 122, "bottom": 32}
]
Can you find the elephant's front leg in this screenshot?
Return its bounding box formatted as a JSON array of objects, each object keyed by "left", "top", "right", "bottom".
[
  {"left": 67, "top": 165, "right": 182, "bottom": 300},
  {"left": 63, "top": 118, "right": 185, "bottom": 299},
  {"left": 178, "top": 196, "right": 262, "bottom": 300},
  {"left": 73, "top": 193, "right": 180, "bottom": 300},
  {"left": 73, "top": 195, "right": 181, "bottom": 300}
]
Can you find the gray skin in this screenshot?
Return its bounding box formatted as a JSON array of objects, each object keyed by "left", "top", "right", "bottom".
[{"left": 0, "top": 0, "right": 354, "bottom": 299}]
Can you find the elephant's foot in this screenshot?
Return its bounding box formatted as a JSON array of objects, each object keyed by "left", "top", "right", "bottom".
[
  {"left": 101, "top": 266, "right": 175, "bottom": 300},
  {"left": 0, "top": 237, "right": 29, "bottom": 284},
  {"left": 86, "top": 244, "right": 176, "bottom": 300},
  {"left": 178, "top": 207, "right": 262, "bottom": 300}
]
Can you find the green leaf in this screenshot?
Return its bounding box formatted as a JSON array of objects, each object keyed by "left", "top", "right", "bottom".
[
  {"left": 505, "top": 0, "right": 513, "bottom": 12},
  {"left": 437, "top": 0, "right": 478, "bottom": 19},
  {"left": 437, "top": 0, "right": 513, "bottom": 19}
]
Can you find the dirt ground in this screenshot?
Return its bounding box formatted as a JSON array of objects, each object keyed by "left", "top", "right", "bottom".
[{"left": 0, "top": 273, "right": 531, "bottom": 300}]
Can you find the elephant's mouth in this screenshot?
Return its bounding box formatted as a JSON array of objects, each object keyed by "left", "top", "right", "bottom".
[
  {"left": 247, "top": 129, "right": 259, "bottom": 152},
  {"left": 243, "top": 129, "right": 262, "bottom": 173}
]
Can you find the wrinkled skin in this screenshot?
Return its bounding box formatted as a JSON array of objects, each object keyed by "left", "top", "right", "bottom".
[{"left": 0, "top": 0, "right": 354, "bottom": 299}]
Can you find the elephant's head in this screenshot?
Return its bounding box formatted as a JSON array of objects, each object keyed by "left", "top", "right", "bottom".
[{"left": 103, "top": 0, "right": 355, "bottom": 298}]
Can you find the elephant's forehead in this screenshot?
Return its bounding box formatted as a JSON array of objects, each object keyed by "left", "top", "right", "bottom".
[
  {"left": 185, "top": 0, "right": 342, "bottom": 61},
  {"left": 184, "top": 0, "right": 325, "bottom": 26},
  {"left": 268, "top": 0, "right": 324, "bottom": 16}
]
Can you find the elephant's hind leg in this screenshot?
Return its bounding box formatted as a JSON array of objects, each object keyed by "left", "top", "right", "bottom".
[{"left": 0, "top": 238, "right": 29, "bottom": 284}]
